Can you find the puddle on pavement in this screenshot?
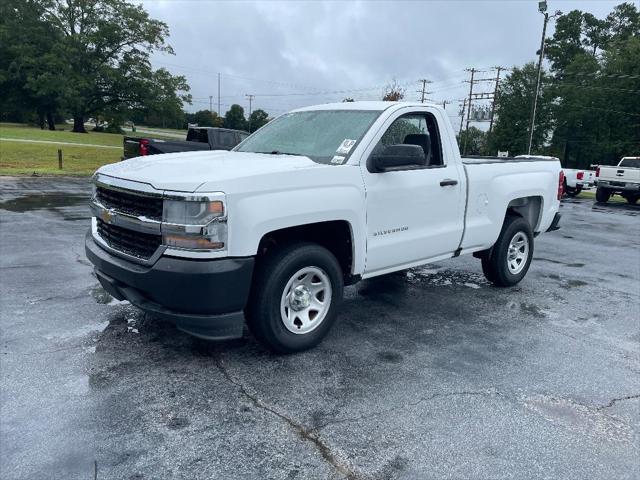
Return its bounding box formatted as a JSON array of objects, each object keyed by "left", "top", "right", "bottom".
[
  {"left": 591, "top": 204, "right": 639, "bottom": 217},
  {"left": 564, "top": 279, "right": 588, "bottom": 289},
  {"left": 0, "top": 192, "right": 89, "bottom": 212}
]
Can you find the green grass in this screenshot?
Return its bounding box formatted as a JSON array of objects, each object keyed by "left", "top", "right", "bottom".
[
  {"left": 0, "top": 123, "right": 123, "bottom": 175},
  {"left": 0, "top": 123, "right": 123, "bottom": 146},
  {"left": 135, "top": 125, "right": 187, "bottom": 135},
  {"left": 577, "top": 190, "right": 626, "bottom": 203}
]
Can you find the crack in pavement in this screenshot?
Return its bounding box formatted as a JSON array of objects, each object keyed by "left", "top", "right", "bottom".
[
  {"left": 213, "top": 353, "right": 359, "bottom": 479},
  {"left": 313, "top": 389, "right": 503, "bottom": 432},
  {"left": 596, "top": 394, "right": 640, "bottom": 410}
]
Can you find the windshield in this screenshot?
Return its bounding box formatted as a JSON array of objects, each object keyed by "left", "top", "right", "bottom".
[{"left": 235, "top": 110, "right": 381, "bottom": 164}]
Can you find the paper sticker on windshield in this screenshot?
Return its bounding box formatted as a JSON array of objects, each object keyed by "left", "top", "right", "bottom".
[
  {"left": 336, "top": 139, "right": 357, "bottom": 155},
  {"left": 331, "top": 155, "right": 346, "bottom": 164}
]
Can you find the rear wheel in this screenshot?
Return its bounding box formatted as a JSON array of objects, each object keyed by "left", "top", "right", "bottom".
[
  {"left": 564, "top": 181, "right": 577, "bottom": 197},
  {"left": 596, "top": 187, "right": 610, "bottom": 203},
  {"left": 246, "top": 243, "right": 343, "bottom": 353},
  {"left": 481, "top": 215, "right": 534, "bottom": 287}
]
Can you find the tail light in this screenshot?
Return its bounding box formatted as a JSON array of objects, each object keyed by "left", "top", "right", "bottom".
[
  {"left": 576, "top": 171, "right": 584, "bottom": 180},
  {"left": 558, "top": 170, "right": 565, "bottom": 200},
  {"left": 596, "top": 167, "right": 600, "bottom": 177},
  {"left": 139, "top": 139, "right": 150, "bottom": 156}
]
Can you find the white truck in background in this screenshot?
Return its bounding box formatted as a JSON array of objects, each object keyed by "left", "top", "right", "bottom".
[
  {"left": 595, "top": 157, "right": 640, "bottom": 204},
  {"left": 85, "top": 101, "right": 563, "bottom": 353},
  {"left": 562, "top": 168, "right": 596, "bottom": 197}
]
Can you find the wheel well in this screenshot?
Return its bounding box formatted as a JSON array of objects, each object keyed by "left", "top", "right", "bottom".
[
  {"left": 506, "top": 196, "right": 542, "bottom": 232},
  {"left": 257, "top": 221, "right": 355, "bottom": 282}
]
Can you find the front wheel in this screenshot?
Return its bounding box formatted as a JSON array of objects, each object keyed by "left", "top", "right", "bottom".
[
  {"left": 246, "top": 243, "right": 343, "bottom": 353},
  {"left": 481, "top": 215, "right": 534, "bottom": 287},
  {"left": 595, "top": 187, "right": 610, "bottom": 203}
]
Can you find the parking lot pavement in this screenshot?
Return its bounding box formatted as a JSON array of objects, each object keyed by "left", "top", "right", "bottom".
[{"left": 1, "top": 176, "right": 638, "bottom": 480}]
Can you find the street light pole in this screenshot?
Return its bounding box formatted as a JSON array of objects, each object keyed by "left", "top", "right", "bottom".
[{"left": 527, "top": 2, "right": 561, "bottom": 155}]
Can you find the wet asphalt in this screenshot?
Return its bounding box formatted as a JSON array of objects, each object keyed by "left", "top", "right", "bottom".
[{"left": 0, "top": 176, "right": 639, "bottom": 480}]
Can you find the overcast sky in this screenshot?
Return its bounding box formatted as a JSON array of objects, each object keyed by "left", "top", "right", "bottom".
[{"left": 142, "top": 0, "right": 621, "bottom": 127}]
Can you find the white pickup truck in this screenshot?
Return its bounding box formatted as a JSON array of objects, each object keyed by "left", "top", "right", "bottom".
[
  {"left": 86, "top": 102, "right": 562, "bottom": 352},
  {"left": 562, "top": 168, "right": 596, "bottom": 197},
  {"left": 595, "top": 157, "right": 640, "bottom": 204}
]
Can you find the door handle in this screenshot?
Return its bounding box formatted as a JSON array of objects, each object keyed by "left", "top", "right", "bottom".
[{"left": 440, "top": 179, "right": 458, "bottom": 187}]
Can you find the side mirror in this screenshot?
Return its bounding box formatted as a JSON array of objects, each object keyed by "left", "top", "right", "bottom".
[{"left": 369, "top": 144, "right": 426, "bottom": 172}]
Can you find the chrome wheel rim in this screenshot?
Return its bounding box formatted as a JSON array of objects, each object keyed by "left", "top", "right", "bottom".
[
  {"left": 280, "top": 267, "right": 332, "bottom": 335},
  {"left": 507, "top": 232, "right": 529, "bottom": 274}
]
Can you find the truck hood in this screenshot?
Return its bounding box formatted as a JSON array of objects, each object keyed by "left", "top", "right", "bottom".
[{"left": 97, "top": 150, "right": 330, "bottom": 192}]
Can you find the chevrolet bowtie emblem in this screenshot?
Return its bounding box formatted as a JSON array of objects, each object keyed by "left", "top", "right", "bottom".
[{"left": 100, "top": 209, "right": 113, "bottom": 223}]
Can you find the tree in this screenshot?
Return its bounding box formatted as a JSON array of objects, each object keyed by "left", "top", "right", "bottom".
[
  {"left": 223, "top": 104, "right": 247, "bottom": 130},
  {"left": 134, "top": 68, "right": 191, "bottom": 129},
  {"left": 187, "top": 110, "right": 223, "bottom": 128},
  {"left": 488, "top": 63, "right": 553, "bottom": 156},
  {"left": 32, "top": 0, "right": 182, "bottom": 132},
  {"left": 543, "top": 2, "right": 640, "bottom": 167},
  {"left": 0, "top": 0, "right": 67, "bottom": 129},
  {"left": 247, "top": 109, "right": 269, "bottom": 132},
  {"left": 457, "top": 127, "right": 487, "bottom": 156},
  {"left": 382, "top": 80, "right": 405, "bottom": 101}
]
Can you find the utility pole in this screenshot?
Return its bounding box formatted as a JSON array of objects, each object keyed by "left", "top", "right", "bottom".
[
  {"left": 442, "top": 100, "right": 451, "bottom": 110},
  {"left": 417, "top": 79, "right": 432, "bottom": 103},
  {"left": 528, "top": 2, "right": 561, "bottom": 154},
  {"left": 462, "top": 68, "right": 476, "bottom": 155},
  {"left": 246, "top": 94, "right": 255, "bottom": 132},
  {"left": 458, "top": 98, "right": 467, "bottom": 135},
  {"left": 489, "top": 67, "right": 503, "bottom": 133},
  {"left": 217, "top": 73, "right": 221, "bottom": 117},
  {"left": 209, "top": 95, "right": 213, "bottom": 113}
]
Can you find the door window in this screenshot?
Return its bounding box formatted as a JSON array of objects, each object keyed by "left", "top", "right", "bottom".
[{"left": 375, "top": 113, "right": 443, "bottom": 166}]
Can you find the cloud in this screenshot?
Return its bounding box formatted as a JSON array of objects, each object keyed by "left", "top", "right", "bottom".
[{"left": 142, "top": 0, "right": 619, "bottom": 124}]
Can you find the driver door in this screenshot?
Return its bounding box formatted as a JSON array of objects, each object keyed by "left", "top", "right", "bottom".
[{"left": 362, "top": 109, "right": 465, "bottom": 275}]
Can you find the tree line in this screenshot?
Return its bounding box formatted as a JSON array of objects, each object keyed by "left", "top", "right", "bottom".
[
  {"left": 0, "top": 0, "right": 271, "bottom": 134},
  {"left": 464, "top": 2, "right": 640, "bottom": 168}
]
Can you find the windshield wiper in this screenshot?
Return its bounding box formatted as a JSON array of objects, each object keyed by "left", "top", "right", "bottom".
[{"left": 256, "top": 150, "right": 299, "bottom": 156}]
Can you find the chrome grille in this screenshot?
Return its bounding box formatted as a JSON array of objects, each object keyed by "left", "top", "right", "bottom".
[
  {"left": 96, "top": 186, "right": 163, "bottom": 221},
  {"left": 96, "top": 219, "right": 161, "bottom": 260}
]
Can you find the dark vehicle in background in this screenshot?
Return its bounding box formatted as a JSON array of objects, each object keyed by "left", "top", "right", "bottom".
[{"left": 123, "top": 127, "right": 249, "bottom": 159}]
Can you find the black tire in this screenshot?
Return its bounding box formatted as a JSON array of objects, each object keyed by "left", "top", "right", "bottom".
[
  {"left": 626, "top": 196, "right": 639, "bottom": 205},
  {"left": 246, "top": 243, "right": 343, "bottom": 353},
  {"left": 564, "top": 180, "right": 577, "bottom": 197},
  {"left": 574, "top": 185, "right": 583, "bottom": 196},
  {"left": 481, "top": 215, "right": 534, "bottom": 287},
  {"left": 595, "top": 187, "right": 610, "bottom": 203}
]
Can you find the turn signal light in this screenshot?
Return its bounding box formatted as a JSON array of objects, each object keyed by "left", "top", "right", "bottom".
[
  {"left": 163, "top": 234, "right": 224, "bottom": 250},
  {"left": 596, "top": 166, "right": 600, "bottom": 177}
]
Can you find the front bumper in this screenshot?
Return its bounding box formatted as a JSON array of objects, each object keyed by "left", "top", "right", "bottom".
[{"left": 85, "top": 231, "right": 254, "bottom": 339}]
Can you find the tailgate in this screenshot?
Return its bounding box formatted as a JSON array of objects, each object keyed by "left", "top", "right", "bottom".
[
  {"left": 123, "top": 137, "right": 142, "bottom": 159},
  {"left": 601, "top": 166, "right": 640, "bottom": 183}
]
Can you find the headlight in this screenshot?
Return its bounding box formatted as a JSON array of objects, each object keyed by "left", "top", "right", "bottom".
[
  {"left": 163, "top": 199, "right": 224, "bottom": 225},
  {"left": 162, "top": 198, "right": 227, "bottom": 250}
]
